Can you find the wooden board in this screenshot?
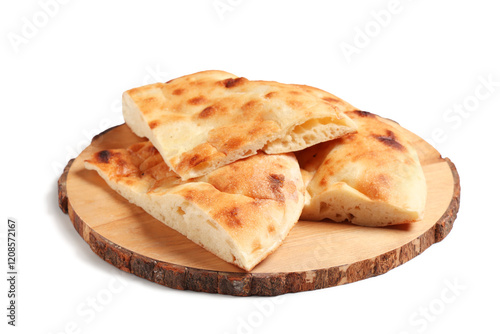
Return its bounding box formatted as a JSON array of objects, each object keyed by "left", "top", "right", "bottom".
[{"left": 58, "top": 124, "right": 460, "bottom": 296}]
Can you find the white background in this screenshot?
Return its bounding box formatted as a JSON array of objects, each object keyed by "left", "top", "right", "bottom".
[{"left": 2, "top": 0, "right": 499, "bottom": 333}]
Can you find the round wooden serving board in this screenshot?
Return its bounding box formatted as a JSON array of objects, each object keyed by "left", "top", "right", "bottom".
[{"left": 58, "top": 124, "right": 460, "bottom": 296}]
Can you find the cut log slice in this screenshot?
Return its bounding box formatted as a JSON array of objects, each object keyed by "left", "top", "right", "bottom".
[{"left": 58, "top": 124, "right": 460, "bottom": 296}]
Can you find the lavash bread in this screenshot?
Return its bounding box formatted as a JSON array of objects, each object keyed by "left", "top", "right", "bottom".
[
  {"left": 84, "top": 140, "right": 305, "bottom": 271},
  {"left": 297, "top": 110, "right": 427, "bottom": 227},
  {"left": 122, "top": 70, "right": 357, "bottom": 180}
]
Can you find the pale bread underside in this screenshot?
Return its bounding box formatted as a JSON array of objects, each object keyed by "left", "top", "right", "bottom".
[
  {"left": 297, "top": 110, "right": 427, "bottom": 227},
  {"left": 84, "top": 140, "right": 304, "bottom": 271},
  {"left": 123, "top": 70, "right": 357, "bottom": 180}
]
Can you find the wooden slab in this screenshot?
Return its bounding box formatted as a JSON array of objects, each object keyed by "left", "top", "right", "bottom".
[{"left": 58, "top": 124, "right": 460, "bottom": 296}]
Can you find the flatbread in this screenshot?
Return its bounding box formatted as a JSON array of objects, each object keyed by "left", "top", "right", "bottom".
[
  {"left": 297, "top": 110, "right": 427, "bottom": 227},
  {"left": 84, "top": 139, "right": 304, "bottom": 271},
  {"left": 122, "top": 70, "right": 357, "bottom": 179}
]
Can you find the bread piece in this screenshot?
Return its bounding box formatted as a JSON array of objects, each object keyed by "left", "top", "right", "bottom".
[
  {"left": 122, "top": 70, "right": 357, "bottom": 179},
  {"left": 84, "top": 140, "right": 304, "bottom": 271},
  {"left": 297, "top": 110, "right": 426, "bottom": 227}
]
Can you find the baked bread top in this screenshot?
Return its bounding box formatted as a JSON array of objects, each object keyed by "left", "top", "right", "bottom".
[
  {"left": 84, "top": 136, "right": 304, "bottom": 271},
  {"left": 298, "top": 110, "right": 427, "bottom": 226},
  {"left": 122, "top": 70, "right": 357, "bottom": 180}
]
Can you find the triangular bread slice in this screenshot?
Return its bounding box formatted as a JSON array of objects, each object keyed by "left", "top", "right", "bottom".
[
  {"left": 84, "top": 140, "right": 304, "bottom": 271},
  {"left": 122, "top": 70, "right": 357, "bottom": 180},
  {"left": 297, "top": 110, "right": 426, "bottom": 227}
]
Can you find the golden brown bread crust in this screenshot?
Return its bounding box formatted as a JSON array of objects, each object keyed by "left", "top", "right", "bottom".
[
  {"left": 298, "top": 110, "right": 427, "bottom": 226},
  {"left": 122, "top": 70, "right": 357, "bottom": 180},
  {"left": 84, "top": 139, "right": 305, "bottom": 271}
]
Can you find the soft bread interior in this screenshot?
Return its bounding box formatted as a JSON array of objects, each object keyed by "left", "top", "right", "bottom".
[
  {"left": 264, "top": 116, "right": 356, "bottom": 154},
  {"left": 300, "top": 181, "right": 423, "bottom": 227},
  {"left": 122, "top": 92, "right": 175, "bottom": 155}
]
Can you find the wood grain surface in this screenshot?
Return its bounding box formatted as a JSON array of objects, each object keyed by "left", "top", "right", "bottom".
[{"left": 58, "top": 124, "right": 460, "bottom": 296}]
